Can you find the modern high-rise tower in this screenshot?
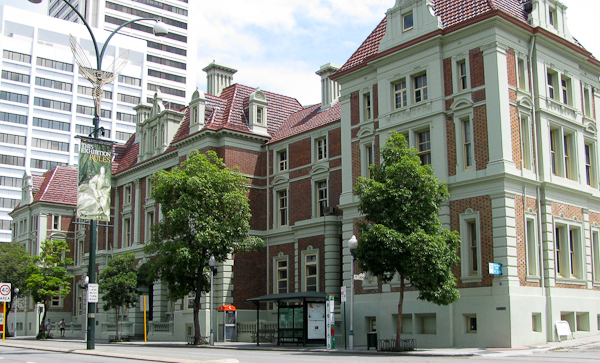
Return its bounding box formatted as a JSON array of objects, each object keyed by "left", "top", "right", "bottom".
[
  {"left": 0, "top": 5, "right": 147, "bottom": 243},
  {"left": 48, "top": 0, "right": 194, "bottom": 111}
]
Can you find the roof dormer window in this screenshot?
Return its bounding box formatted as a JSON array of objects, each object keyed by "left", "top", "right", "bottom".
[
  {"left": 549, "top": 7, "right": 556, "bottom": 28},
  {"left": 256, "top": 107, "right": 264, "bottom": 125},
  {"left": 403, "top": 12, "right": 414, "bottom": 31}
]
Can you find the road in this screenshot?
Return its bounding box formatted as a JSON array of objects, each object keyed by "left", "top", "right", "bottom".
[{"left": 1, "top": 343, "right": 600, "bottom": 363}]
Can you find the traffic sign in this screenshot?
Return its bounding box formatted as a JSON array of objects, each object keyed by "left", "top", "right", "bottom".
[
  {"left": 0, "top": 283, "right": 11, "bottom": 302},
  {"left": 87, "top": 283, "right": 99, "bottom": 303},
  {"left": 488, "top": 262, "right": 502, "bottom": 275},
  {"left": 340, "top": 286, "right": 347, "bottom": 303},
  {"left": 353, "top": 273, "right": 366, "bottom": 281}
]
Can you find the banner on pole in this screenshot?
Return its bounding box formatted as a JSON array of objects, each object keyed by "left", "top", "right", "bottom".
[{"left": 77, "top": 138, "right": 113, "bottom": 221}]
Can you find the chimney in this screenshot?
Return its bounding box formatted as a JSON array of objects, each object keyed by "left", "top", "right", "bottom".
[
  {"left": 203, "top": 61, "right": 237, "bottom": 96},
  {"left": 315, "top": 63, "right": 341, "bottom": 109}
]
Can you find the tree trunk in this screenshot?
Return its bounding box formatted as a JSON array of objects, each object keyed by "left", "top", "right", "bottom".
[
  {"left": 395, "top": 276, "right": 405, "bottom": 350},
  {"left": 192, "top": 273, "right": 204, "bottom": 345},
  {"left": 41, "top": 301, "right": 49, "bottom": 335},
  {"left": 115, "top": 307, "right": 120, "bottom": 341}
]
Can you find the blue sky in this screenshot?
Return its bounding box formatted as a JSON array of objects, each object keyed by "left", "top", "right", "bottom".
[{"left": 2, "top": 0, "right": 599, "bottom": 105}]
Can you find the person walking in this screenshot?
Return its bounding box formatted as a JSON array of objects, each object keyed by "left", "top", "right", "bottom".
[
  {"left": 45, "top": 319, "right": 52, "bottom": 337},
  {"left": 59, "top": 318, "right": 66, "bottom": 338}
]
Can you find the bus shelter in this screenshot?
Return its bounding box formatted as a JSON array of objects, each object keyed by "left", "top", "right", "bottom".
[{"left": 247, "top": 291, "right": 327, "bottom": 347}]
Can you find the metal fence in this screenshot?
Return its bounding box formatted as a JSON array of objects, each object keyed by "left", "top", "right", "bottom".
[{"left": 377, "top": 338, "right": 417, "bottom": 352}]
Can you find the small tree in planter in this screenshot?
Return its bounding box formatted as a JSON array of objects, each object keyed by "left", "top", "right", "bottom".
[{"left": 99, "top": 252, "right": 138, "bottom": 341}]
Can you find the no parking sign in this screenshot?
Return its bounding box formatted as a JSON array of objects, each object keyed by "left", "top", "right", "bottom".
[{"left": 0, "top": 283, "right": 11, "bottom": 302}]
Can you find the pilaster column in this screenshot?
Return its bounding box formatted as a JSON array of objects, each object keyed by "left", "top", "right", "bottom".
[
  {"left": 134, "top": 179, "right": 141, "bottom": 245},
  {"left": 482, "top": 42, "right": 514, "bottom": 172},
  {"left": 490, "top": 193, "right": 519, "bottom": 286}
]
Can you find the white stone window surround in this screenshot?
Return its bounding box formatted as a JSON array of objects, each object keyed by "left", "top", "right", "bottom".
[
  {"left": 591, "top": 227, "right": 600, "bottom": 285},
  {"left": 276, "top": 147, "right": 289, "bottom": 173},
  {"left": 123, "top": 183, "right": 133, "bottom": 207},
  {"left": 548, "top": 124, "right": 578, "bottom": 181},
  {"left": 145, "top": 209, "right": 155, "bottom": 242},
  {"left": 412, "top": 72, "right": 428, "bottom": 104},
  {"left": 312, "top": 132, "right": 329, "bottom": 163},
  {"left": 402, "top": 11, "right": 414, "bottom": 32},
  {"left": 360, "top": 134, "right": 375, "bottom": 178},
  {"left": 273, "top": 253, "right": 289, "bottom": 294},
  {"left": 553, "top": 217, "right": 586, "bottom": 284},
  {"left": 122, "top": 215, "right": 132, "bottom": 249},
  {"left": 453, "top": 105, "right": 475, "bottom": 173},
  {"left": 274, "top": 187, "right": 289, "bottom": 228},
  {"left": 392, "top": 77, "right": 408, "bottom": 110},
  {"left": 459, "top": 208, "right": 482, "bottom": 283},
  {"left": 524, "top": 212, "right": 540, "bottom": 280},
  {"left": 583, "top": 136, "right": 598, "bottom": 188},
  {"left": 360, "top": 87, "right": 372, "bottom": 122},
  {"left": 582, "top": 83, "right": 595, "bottom": 120},
  {"left": 515, "top": 52, "right": 529, "bottom": 92},
  {"left": 451, "top": 53, "right": 470, "bottom": 94},
  {"left": 519, "top": 111, "right": 534, "bottom": 171},
  {"left": 301, "top": 246, "right": 319, "bottom": 292}
]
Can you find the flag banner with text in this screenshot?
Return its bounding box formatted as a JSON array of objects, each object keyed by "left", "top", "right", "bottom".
[{"left": 77, "top": 138, "right": 113, "bottom": 221}]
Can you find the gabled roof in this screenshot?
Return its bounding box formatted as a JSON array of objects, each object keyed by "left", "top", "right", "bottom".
[
  {"left": 338, "top": 0, "right": 530, "bottom": 73},
  {"left": 268, "top": 102, "right": 341, "bottom": 144},
  {"left": 33, "top": 166, "right": 78, "bottom": 206}
]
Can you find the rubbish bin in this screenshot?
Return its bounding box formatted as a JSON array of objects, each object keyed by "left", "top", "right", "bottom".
[{"left": 367, "top": 332, "right": 378, "bottom": 350}]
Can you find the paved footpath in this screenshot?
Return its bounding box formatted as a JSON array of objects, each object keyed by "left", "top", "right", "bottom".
[{"left": 1, "top": 334, "right": 600, "bottom": 362}]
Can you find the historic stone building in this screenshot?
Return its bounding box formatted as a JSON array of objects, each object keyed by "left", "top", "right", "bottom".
[{"left": 9, "top": 0, "right": 600, "bottom": 348}]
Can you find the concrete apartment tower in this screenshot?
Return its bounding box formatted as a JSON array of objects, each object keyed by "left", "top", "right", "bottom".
[
  {"left": 48, "top": 0, "right": 195, "bottom": 111},
  {"left": 0, "top": 5, "right": 146, "bottom": 243}
]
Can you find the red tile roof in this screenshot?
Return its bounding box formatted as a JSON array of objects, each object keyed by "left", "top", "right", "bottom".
[
  {"left": 338, "top": 0, "right": 530, "bottom": 73},
  {"left": 32, "top": 166, "right": 78, "bottom": 206},
  {"left": 268, "top": 102, "right": 341, "bottom": 144},
  {"left": 114, "top": 84, "right": 304, "bottom": 175}
]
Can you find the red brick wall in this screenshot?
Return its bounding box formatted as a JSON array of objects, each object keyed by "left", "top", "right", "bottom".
[
  {"left": 289, "top": 138, "right": 311, "bottom": 169},
  {"left": 329, "top": 127, "right": 341, "bottom": 158},
  {"left": 290, "top": 178, "right": 312, "bottom": 223},
  {"left": 551, "top": 202, "right": 584, "bottom": 220},
  {"left": 507, "top": 48, "right": 517, "bottom": 88},
  {"left": 350, "top": 91, "right": 360, "bottom": 126},
  {"left": 223, "top": 146, "right": 265, "bottom": 178},
  {"left": 232, "top": 249, "right": 267, "bottom": 310},
  {"left": 470, "top": 47, "right": 485, "bottom": 88},
  {"left": 450, "top": 195, "right": 494, "bottom": 288},
  {"left": 372, "top": 84, "right": 379, "bottom": 120},
  {"left": 473, "top": 105, "right": 489, "bottom": 171},
  {"left": 447, "top": 115, "right": 457, "bottom": 176},
  {"left": 511, "top": 105, "right": 522, "bottom": 170},
  {"left": 249, "top": 188, "right": 266, "bottom": 230},
  {"left": 444, "top": 57, "right": 453, "bottom": 96},
  {"left": 351, "top": 141, "right": 360, "bottom": 190}
]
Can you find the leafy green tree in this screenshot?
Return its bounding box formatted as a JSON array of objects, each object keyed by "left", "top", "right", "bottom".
[
  {"left": 98, "top": 252, "right": 138, "bottom": 341},
  {"left": 26, "top": 239, "right": 74, "bottom": 336},
  {"left": 144, "top": 150, "right": 263, "bottom": 344},
  {"left": 0, "top": 243, "right": 32, "bottom": 337},
  {"left": 354, "top": 132, "right": 460, "bottom": 349}
]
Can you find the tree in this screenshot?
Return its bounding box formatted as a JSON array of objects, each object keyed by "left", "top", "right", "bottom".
[
  {"left": 0, "top": 243, "right": 32, "bottom": 337},
  {"left": 25, "top": 239, "right": 74, "bottom": 337},
  {"left": 144, "top": 150, "right": 263, "bottom": 344},
  {"left": 354, "top": 132, "right": 461, "bottom": 349},
  {"left": 98, "top": 252, "right": 139, "bottom": 341}
]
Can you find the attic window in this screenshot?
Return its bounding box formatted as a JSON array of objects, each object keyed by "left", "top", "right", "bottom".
[
  {"left": 548, "top": 7, "right": 556, "bottom": 28},
  {"left": 403, "top": 12, "right": 414, "bottom": 31},
  {"left": 256, "top": 107, "right": 264, "bottom": 125}
]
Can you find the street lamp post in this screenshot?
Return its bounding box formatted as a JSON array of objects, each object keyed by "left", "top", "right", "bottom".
[
  {"left": 13, "top": 288, "right": 18, "bottom": 338},
  {"left": 348, "top": 235, "right": 358, "bottom": 350},
  {"left": 28, "top": 0, "right": 168, "bottom": 350},
  {"left": 208, "top": 256, "right": 216, "bottom": 346}
]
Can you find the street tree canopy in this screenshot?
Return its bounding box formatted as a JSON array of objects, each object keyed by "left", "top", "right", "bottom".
[
  {"left": 0, "top": 243, "right": 32, "bottom": 337},
  {"left": 354, "top": 132, "right": 460, "bottom": 348},
  {"left": 99, "top": 252, "right": 139, "bottom": 341},
  {"left": 144, "top": 150, "right": 263, "bottom": 344},
  {"left": 26, "top": 239, "right": 73, "bottom": 336}
]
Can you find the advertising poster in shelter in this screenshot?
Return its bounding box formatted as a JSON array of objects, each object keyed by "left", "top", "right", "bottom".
[
  {"left": 307, "top": 303, "right": 326, "bottom": 339},
  {"left": 77, "top": 138, "right": 113, "bottom": 221}
]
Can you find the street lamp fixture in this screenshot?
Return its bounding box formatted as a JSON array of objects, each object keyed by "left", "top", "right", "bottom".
[
  {"left": 348, "top": 235, "right": 358, "bottom": 350},
  {"left": 208, "top": 256, "right": 216, "bottom": 346},
  {"left": 29, "top": 0, "right": 169, "bottom": 350},
  {"left": 13, "top": 287, "right": 19, "bottom": 338}
]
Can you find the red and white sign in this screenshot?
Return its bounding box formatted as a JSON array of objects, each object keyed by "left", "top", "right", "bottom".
[{"left": 0, "top": 283, "right": 11, "bottom": 302}]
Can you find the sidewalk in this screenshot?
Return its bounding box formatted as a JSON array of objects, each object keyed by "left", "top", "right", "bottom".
[{"left": 1, "top": 334, "right": 599, "bottom": 362}]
